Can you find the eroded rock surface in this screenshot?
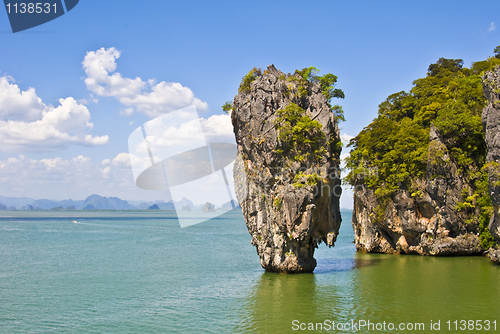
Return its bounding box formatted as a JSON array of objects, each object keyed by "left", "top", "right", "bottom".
[
  {"left": 482, "top": 66, "right": 500, "bottom": 263},
  {"left": 352, "top": 125, "right": 483, "bottom": 255},
  {"left": 232, "top": 65, "right": 342, "bottom": 273}
]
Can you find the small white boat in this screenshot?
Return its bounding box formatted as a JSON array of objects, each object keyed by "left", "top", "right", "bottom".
[{"left": 72, "top": 220, "right": 79, "bottom": 224}]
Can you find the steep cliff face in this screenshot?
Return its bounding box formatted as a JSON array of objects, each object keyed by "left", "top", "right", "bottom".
[
  {"left": 352, "top": 125, "right": 483, "bottom": 255},
  {"left": 231, "top": 65, "right": 342, "bottom": 273},
  {"left": 482, "top": 66, "right": 500, "bottom": 263},
  {"left": 346, "top": 57, "right": 500, "bottom": 256}
]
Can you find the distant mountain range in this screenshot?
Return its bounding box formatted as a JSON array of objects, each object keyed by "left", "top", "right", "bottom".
[{"left": 0, "top": 194, "right": 241, "bottom": 211}]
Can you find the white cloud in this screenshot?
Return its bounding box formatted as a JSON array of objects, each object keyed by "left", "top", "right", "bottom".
[
  {"left": 340, "top": 153, "right": 350, "bottom": 161},
  {"left": 139, "top": 112, "right": 234, "bottom": 154},
  {"left": 77, "top": 94, "right": 99, "bottom": 105},
  {"left": 200, "top": 114, "right": 235, "bottom": 144},
  {"left": 339, "top": 133, "right": 355, "bottom": 170},
  {"left": 144, "top": 116, "right": 206, "bottom": 152},
  {"left": 101, "top": 166, "right": 111, "bottom": 179},
  {"left": 0, "top": 155, "right": 97, "bottom": 194},
  {"left": 41, "top": 157, "right": 70, "bottom": 170},
  {"left": 340, "top": 187, "right": 353, "bottom": 210},
  {"left": 83, "top": 134, "right": 109, "bottom": 146},
  {"left": 338, "top": 133, "right": 355, "bottom": 210},
  {"left": 112, "top": 152, "right": 132, "bottom": 168},
  {"left": 82, "top": 47, "right": 209, "bottom": 118},
  {"left": 0, "top": 75, "right": 45, "bottom": 122},
  {"left": 0, "top": 75, "right": 109, "bottom": 152},
  {"left": 126, "top": 110, "right": 235, "bottom": 183},
  {"left": 0, "top": 151, "right": 241, "bottom": 206},
  {"left": 107, "top": 154, "right": 146, "bottom": 169},
  {"left": 73, "top": 155, "right": 91, "bottom": 164},
  {"left": 0, "top": 154, "right": 162, "bottom": 202},
  {"left": 489, "top": 22, "right": 496, "bottom": 32},
  {"left": 340, "top": 133, "right": 354, "bottom": 147}
]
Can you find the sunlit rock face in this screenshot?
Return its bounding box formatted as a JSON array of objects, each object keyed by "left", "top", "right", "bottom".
[
  {"left": 351, "top": 124, "right": 483, "bottom": 256},
  {"left": 482, "top": 66, "right": 500, "bottom": 263},
  {"left": 231, "top": 65, "right": 342, "bottom": 273}
]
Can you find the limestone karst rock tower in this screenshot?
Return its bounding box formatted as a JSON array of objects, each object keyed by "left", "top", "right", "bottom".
[{"left": 231, "top": 65, "right": 343, "bottom": 273}]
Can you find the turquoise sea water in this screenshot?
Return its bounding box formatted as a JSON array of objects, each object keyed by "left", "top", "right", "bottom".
[{"left": 0, "top": 211, "right": 499, "bottom": 333}]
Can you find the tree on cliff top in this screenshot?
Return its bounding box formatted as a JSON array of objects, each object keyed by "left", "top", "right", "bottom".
[
  {"left": 235, "top": 66, "right": 345, "bottom": 122},
  {"left": 295, "top": 67, "right": 346, "bottom": 122}
]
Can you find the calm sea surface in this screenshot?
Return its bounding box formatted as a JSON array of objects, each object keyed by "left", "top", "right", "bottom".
[{"left": 0, "top": 211, "right": 498, "bottom": 333}]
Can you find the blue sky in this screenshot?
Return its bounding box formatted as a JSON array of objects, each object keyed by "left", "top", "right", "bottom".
[{"left": 0, "top": 0, "right": 499, "bottom": 208}]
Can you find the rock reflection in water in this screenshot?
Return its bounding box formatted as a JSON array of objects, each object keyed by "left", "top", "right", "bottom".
[
  {"left": 314, "top": 257, "right": 383, "bottom": 274},
  {"left": 237, "top": 273, "right": 330, "bottom": 333}
]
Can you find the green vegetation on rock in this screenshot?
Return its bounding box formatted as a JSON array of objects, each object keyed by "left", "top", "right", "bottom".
[
  {"left": 292, "top": 171, "right": 321, "bottom": 188},
  {"left": 271, "top": 67, "right": 345, "bottom": 165},
  {"left": 239, "top": 67, "right": 262, "bottom": 93},
  {"left": 273, "top": 196, "right": 282, "bottom": 210},
  {"left": 222, "top": 101, "right": 233, "bottom": 114},
  {"left": 346, "top": 48, "right": 500, "bottom": 249},
  {"left": 289, "top": 67, "right": 346, "bottom": 122},
  {"left": 274, "top": 103, "right": 327, "bottom": 162}
]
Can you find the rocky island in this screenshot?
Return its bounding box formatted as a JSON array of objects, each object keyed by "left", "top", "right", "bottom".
[
  {"left": 346, "top": 56, "right": 500, "bottom": 256},
  {"left": 231, "top": 65, "right": 344, "bottom": 273}
]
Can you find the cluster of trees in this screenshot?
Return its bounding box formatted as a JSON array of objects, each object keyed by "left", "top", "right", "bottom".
[
  {"left": 286, "top": 67, "right": 346, "bottom": 122},
  {"left": 274, "top": 103, "right": 327, "bottom": 162},
  {"left": 345, "top": 47, "right": 500, "bottom": 248},
  {"left": 229, "top": 66, "right": 345, "bottom": 165}
]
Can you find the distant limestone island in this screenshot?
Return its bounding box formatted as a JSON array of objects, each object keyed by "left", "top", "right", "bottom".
[{"left": 0, "top": 194, "right": 240, "bottom": 212}]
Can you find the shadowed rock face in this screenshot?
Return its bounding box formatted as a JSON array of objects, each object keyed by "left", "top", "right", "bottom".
[
  {"left": 482, "top": 66, "right": 500, "bottom": 263},
  {"left": 231, "top": 65, "right": 342, "bottom": 273},
  {"left": 351, "top": 124, "right": 483, "bottom": 256}
]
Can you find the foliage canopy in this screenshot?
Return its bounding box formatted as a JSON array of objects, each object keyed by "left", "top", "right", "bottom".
[
  {"left": 294, "top": 67, "right": 346, "bottom": 122},
  {"left": 222, "top": 101, "right": 233, "bottom": 114},
  {"left": 274, "top": 103, "right": 327, "bottom": 163},
  {"left": 238, "top": 67, "right": 262, "bottom": 93}
]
